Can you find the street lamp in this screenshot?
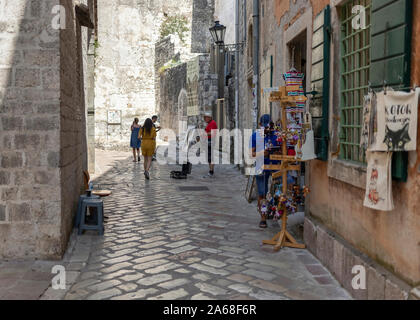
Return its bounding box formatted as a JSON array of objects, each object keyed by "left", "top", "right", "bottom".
[{"left": 209, "top": 21, "right": 226, "bottom": 45}]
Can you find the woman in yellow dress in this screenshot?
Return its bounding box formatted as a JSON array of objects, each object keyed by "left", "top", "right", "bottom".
[{"left": 138, "top": 118, "right": 156, "bottom": 180}]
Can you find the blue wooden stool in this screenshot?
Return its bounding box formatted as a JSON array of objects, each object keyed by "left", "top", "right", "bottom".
[
  {"left": 75, "top": 194, "right": 100, "bottom": 228},
  {"left": 78, "top": 198, "right": 104, "bottom": 236}
]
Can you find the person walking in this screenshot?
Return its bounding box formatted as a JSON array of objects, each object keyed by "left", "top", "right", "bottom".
[
  {"left": 250, "top": 114, "right": 273, "bottom": 228},
  {"left": 130, "top": 118, "right": 142, "bottom": 162},
  {"left": 204, "top": 111, "right": 217, "bottom": 177},
  {"left": 139, "top": 118, "right": 156, "bottom": 180}
]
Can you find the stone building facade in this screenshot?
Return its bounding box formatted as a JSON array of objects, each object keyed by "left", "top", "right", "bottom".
[
  {"left": 232, "top": 0, "right": 420, "bottom": 299},
  {"left": 94, "top": 0, "right": 195, "bottom": 149},
  {"left": 0, "top": 0, "right": 94, "bottom": 259}
]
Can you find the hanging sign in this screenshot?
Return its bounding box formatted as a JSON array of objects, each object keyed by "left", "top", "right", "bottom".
[{"left": 369, "top": 89, "right": 419, "bottom": 152}]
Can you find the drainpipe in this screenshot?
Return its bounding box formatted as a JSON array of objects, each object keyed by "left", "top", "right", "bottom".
[{"left": 252, "top": 0, "right": 260, "bottom": 130}]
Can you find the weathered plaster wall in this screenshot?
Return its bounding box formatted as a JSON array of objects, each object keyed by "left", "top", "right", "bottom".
[
  {"left": 94, "top": 0, "right": 193, "bottom": 149},
  {"left": 214, "top": 0, "right": 235, "bottom": 45},
  {"left": 305, "top": 2, "right": 420, "bottom": 286},
  {"left": 259, "top": 0, "right": 420, "bottom": 292}
]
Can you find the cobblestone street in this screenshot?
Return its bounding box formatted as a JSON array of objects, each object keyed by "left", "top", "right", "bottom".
[{"left": 37, "top": 150, "right": 351, "bottom": 300}]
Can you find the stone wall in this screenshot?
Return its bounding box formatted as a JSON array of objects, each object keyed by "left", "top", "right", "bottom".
[
  {"left": 158, "top": 54, "right": 218, "bottom": 135},
  {"left": 59, "top": 0, "right": 90, "bottom": 255},
  {"left": 0, "top": 0, "right": 91, "bottom": 259},
  {"left": 94, "top": 0, "right": 194, "bottom": 149},
  {"left": 191, "top": 0, "right": 215, "bottom": 53},
  {"left": 0, "top": 0, "right": 61, "bottom": 258}
]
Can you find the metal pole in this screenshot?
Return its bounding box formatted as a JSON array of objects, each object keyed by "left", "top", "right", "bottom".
[
  {"left": 252, "top": 0, "right": 260, "bottom": 130},
  {"left": 235, "top": 0, "right": 239, "bottom": 132}
]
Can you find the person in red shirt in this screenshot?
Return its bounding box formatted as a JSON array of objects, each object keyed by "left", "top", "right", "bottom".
[{"left": 204, "top": 111, "right": 218, "bottom": 177}]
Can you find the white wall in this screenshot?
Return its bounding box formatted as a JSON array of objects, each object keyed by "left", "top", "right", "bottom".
[{"left": 214, "top": 0, "right": 236, "bottom": 45}]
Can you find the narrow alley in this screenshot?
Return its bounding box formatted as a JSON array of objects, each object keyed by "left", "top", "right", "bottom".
[{"left": 40, "top": 150, "right": 350, "bottom": 300}]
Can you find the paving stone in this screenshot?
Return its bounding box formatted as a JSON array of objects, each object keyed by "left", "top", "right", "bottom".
[
  {"left": 165, "top": 240, "right": 192, "bottom": 248},
  {"left": 243, "top": 269, "right": 277, "bottom": 281},
  {"left": 192, "top": 273, "right": 212, "bottom": 281},
  {"left": 228, "top": 283, "right": 254, "bottom": 294},
  {"left": 118, "top": 283, "right": 138, "bottom": 292},
  {"left": 70, "top": 278, "right": 101, "bottom": 291},
  {"left": 101, "top": 262, "right": 133, "bottom": 274},
  {"left": 202, "top": 259, "right": 227, "bottom": 268},
  {"left": 169, "top": 245, "right": 198, "bottom": 255},
  {"left": 111, "top": 288, "right": 159, "bottom": 300},
  {"left": 133, "top": 259, "right": 170, "bottom": 271},
  {"left": 227, "top": 274, "right": 254, "bottom": 283},
  {"left": 226, "top": 265, "right": 246, "bottom": 273},
  {"left": 195, "top": 282, "right": 228, "bottom": 296},
  {"left": 219, "top": 246, "right": 247, "bottom": 254},
  {"left": 174, "top": 268, "right": 192, "bottom": 274},
  {"left": 101, "top": 269, "right": 133, "bottom": 280},
  {"left": 190, "top": 263, "right": 230, "bottom": 276},
  {"left": 64, "top": 289, "right": 90, "bottom": 300},
  {"left": 132, "top": 253, "right": 169, "bottom": 264},
  {"left": 89, "top": 279, "right": 122, "bottom": 291},
  {"left": 148, "top": 288, "right": 189, "bottom": 300},
  {"left": 119, "top": 273, "right": 144, "bottom": 282},
  {"left": 87, "top": 288, "right": 122, "bottom": 300},
  {"left": 191, "top": 293, "right": 216, "bottom": 300},
  {"left": 249, "top": 279, "right": 288, "bottom": 293},
  {"left": 249, "top": 290, "right": 289, "bottom": 300},
  {"left": 103, "top": 255, "right": 133, "bottom": 265},
  {"left": 244, "top": 263, "right": 274, "bottom": 273},
  {"left": 158, "top": 278, "right": 190, "bottom": 290},
  {"left": 137, "top": 274, "right": 172, "bottom": 286},
  {"left": 145, "top": 262, "right": 181, "bottom": 274}
]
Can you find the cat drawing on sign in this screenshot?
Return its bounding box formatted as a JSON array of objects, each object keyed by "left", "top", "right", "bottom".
[{"left": 383, "top": 123, "right": 411, "bottom": 151}]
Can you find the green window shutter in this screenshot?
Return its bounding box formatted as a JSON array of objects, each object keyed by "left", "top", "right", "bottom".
[
  {"left": 310, "top": 5, "right": 331, "bottom": 161},
  {"left": 370, "top": 0, "right": 412, "bottom": 182}
]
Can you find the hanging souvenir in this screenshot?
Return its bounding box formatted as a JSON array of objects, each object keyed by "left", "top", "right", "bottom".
[
  {"left": 363, "top": 151, "right": 394, "bottom": 211},
  {"left": 369, "top": 88, "right": 419, "bottom": 152}
]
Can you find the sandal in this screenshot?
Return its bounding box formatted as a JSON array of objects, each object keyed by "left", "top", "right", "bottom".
[{"left": 259, "top": 220, "right": 268, "bottom": 229}]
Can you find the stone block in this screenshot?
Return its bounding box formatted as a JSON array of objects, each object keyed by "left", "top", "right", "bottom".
[
  {"left": 331, "top": 239, "right": 344, "bottom": 284},
  {"left": 25, "top": 117, "right": 59, "bottom": 131},
  {"left": 303, "top": 217, "right": 317, "bottom": 255},
  {"left": 342, "top": 247, "right": 368, "bottom": 300},
  {"left": 14, "top": 134, "right": 41, "bottom": 149},
  {"left": 1, "top": 187, "right": 19, "bottom": 201},
  {"left": 367, "top": 265, "right": 385, "bottom": 300},
  {"left": 41, "top": 68, "right": 60, "bottom": 90},
  {"left": 1, "top": 116, "right": 24, "bottom": 131},
  {"left": 1, "top": 152, "right": 23, "bottom": 168},
  {"left": 385, "top": 278, "right": 409, "bottom": 300},
  {"left": 315, "top": 225, "right": 334, "bottom": 272},
  {"left": 0, "top": 68, "right": 12, "bottom": 88},
  {"left": 0, "top": 204, "right": 6, "bottom": 221},
  {"left": 8, "top": 202, "right": 31, "bottom": 222},
  {"left": 0, "top": 171, "right": 11, "bottom": 185},
  {"left": 15, "top": 68, "right": 41, "bottom": 87}
]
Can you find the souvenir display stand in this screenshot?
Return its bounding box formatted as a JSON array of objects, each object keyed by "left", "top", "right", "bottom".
[{"left": 262, "top": 86, "right": 309, "bottom": 251}]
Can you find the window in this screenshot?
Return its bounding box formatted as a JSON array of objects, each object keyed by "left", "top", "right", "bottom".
[{"left": 339, "top": 0, "right": 371, "bottom": 163}]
